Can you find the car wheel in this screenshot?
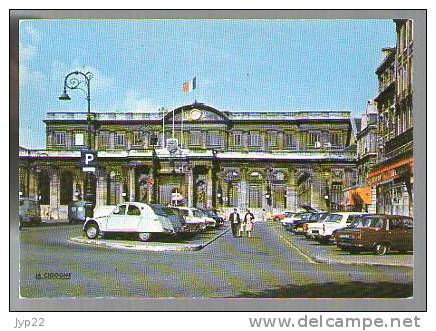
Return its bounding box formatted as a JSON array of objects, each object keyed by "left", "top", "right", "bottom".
[
  {"left": 85, "top": 223, "right": 99, "bottom": 239},
  {"left": 138, "top": 232, "right": 152, "bottom": 242},
  {"left": 375, "top": 243, "right": 388, "bottom": 256}
]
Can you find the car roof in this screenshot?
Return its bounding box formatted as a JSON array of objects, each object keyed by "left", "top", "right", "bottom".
[
  {"left": 329, "top": 212, "right": 366, "bottom": 216},
  {"left": 360, "top": 214, "right": 413, "bottom": 219}
]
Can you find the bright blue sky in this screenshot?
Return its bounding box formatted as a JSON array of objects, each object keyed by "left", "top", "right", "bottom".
[{"left": 19, "top": 19, "right": 396, "bottom": 148}]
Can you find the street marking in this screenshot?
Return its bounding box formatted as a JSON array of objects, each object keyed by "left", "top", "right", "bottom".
[
  {"left": 201, "top": 227, "right": 231, "bottom": 249},
  {"left": 278, "top": 234, "right": 319, "bottom": 265}
]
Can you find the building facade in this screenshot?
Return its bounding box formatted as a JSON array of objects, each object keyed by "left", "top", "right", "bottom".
[
  {"left": 19, "top": 103, "right": 357, "bottom": 220},
  {"left": 368, "top": 19, "right": 414, "bottom": 217},
  {"left": 343, "top": 100, "right": 378, "bottom": 213}
]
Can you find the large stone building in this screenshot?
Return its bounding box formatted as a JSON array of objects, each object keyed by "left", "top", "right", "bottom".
[
  {"left": 368, "top": 19, "right": 414, "bottom": 217},
  {"left": 19, "top": 102, "right": 357, "bottom": 220}
]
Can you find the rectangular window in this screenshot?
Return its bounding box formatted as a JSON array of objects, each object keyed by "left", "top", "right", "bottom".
[
  {"left": 285, "top": 133, "right": 297, "bottom": 149},
  {"left": 132, "top": 131, "right": 142, "bottom": 146},
  {"left": 99, "top": 131, "right": 109, "bottom": 147},
  {"left": 190, "top": 131, "right": 202, "bottom": 146},
  {"left": 249, "top": 131, "right": 261, "bottom": 146},
  {"left": 207, "top": 131, "right": 223, "bottom": 146},
  {"left": 54, "top": 132, "right": 66, "bottom": 146},
  {"left": 267, "top": 131, "right": 277, "bottom": 147},
  {"left": 114, "top": 132, "right": 126, "bottom": 146},
  {"left": 307, "top": 132, "right": 320, "bottom": 148},
  {"left": 74, "top": 133, "right": 84, "bottom": 146},
  {"left": 233, "top": 132, "right": 242, "bottom": 146}
]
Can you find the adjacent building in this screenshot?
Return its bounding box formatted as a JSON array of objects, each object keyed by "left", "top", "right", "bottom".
[
  {"left": 368, "top": 19, "right": 414, "bottom": 217},
  {"left": 19, "top": 103, "right": 357, "bottom": 220},
  {"left": 343, "top": 100, "right": 378, "bottom": 213}
]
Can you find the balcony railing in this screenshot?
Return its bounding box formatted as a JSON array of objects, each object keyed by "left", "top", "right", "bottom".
[
  {"left": 46, "top": 110, "right": 351, "bottom": 122},
  {"left": 384, "top": 127, "right": 413, "bottom": 155}
]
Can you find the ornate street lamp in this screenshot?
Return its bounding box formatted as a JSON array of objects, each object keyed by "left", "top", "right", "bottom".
[{"left": 59, "top": 70, "right": 95, "bottom": 217}]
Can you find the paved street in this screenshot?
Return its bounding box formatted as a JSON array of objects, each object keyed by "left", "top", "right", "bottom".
[{"left": 20, "top": 222, "right": 412, "bottom": 298}]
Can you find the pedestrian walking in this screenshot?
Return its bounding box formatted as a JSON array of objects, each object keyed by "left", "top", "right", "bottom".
[
  {"left": 228, "top": 208, "right": 241, "bottom": 237},
  {"left": 244, "top": 209, "right": 255, "bottom": 238}
]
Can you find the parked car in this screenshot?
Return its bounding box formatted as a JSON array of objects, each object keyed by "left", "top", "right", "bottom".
[
  {"left": 83, "top": 202, "right": 187, "bottom": 241},
  {"left": 281, "top": 212, "right": 305, "bottom": 227},
  {"left": 199, "top": 208, "right": 225, "bottom": 227},
  {"left": 285, "top": 213, "right": 312, "bottom": 233},
  {"left": 302, "top": 212, "right": 330, "bottom": 236},
  {"left": 309, "top": 212, "right": 366, "bottom": 243},
  {"left": 19, "top": 197, "right": 41, "bottom": 227},
  {"left": 196, "top": 208, "right": 218, "bottom": 228},
  {"left": 289, "top": 213, "right": 324, "bottom": 234},
  {"left": 68, "top": 200, "right": 87, "bottom": 223},
  {"left": 334, "top": 214, "right": 413, "bottom": 255},
  {"left": 171, "top": 206, "right": 208, "bottom": 231},
  {"left": 273, "top": 211, "right": 293, "bottom": 222}
]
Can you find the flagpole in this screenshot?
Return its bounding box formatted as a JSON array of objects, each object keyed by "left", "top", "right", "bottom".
[
  {"left": 172, "top": 104, "right": 175, "bottom": 139},
  {"left": 161, "top": 107, "right": 165, "bottom": 149},
  {"left": 181, "top": 108, "right": 184, "bottom": 149}
]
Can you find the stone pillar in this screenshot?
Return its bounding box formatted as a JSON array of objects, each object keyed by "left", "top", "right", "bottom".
[
  {"left": 186, "top": 166, "right": 193, "bottom": 207},
  {"left": 49, "top": 169, "right": 60, "bottom": 220},
  {"left": 286, "top": 169, "right": 298, "bottom": 212},
  {"left": 128, "top": 167, "right": 135, "bottom": 202},
  {"left": 96, "top": 174, "right": 107, "bottom": 207},
  {"left": 277, "top": 131, "right": 284, "bottom": 150},
  {"left": 29, "top": 170, "right": 38, "bottom": 198},
  {"left": 239, "top": 170, "right": 247, "bottom": 211},
  {"left": 206, "top": 166, "right": 213, "bottom": 208},
  {"left": 310, "top": 169, "right": 326, "bottom": 211}
]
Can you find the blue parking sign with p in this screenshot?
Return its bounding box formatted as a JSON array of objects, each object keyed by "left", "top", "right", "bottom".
[{"left": 81, "top": 150, "right": 97, "bottom": 172}]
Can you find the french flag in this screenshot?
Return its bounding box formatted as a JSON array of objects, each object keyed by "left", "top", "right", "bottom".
[{"left": 182, "top": 76, "right": 197, "bottom": 93}]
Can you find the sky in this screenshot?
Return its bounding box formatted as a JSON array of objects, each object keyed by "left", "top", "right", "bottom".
[{"left": 19, "top": 19, "right": 396, "bottom": 149}]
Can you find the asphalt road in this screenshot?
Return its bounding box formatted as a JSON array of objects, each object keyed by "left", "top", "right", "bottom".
[{"left": 19, "top": 222, "right": 413, "bottom": 298}]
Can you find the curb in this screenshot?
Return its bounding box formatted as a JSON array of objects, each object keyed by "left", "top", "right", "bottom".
[
  {"left": 310, "top": 254, "right": 413, "bottom": 268},
  {"left": 68, "top": 227, "right": 230, "bottom": 252},
  {"left": 68, "top": 237, "right": 203, "bottom": 252},
  {"left": 20, "top": 222, "right": 82, "bottom": 230}
]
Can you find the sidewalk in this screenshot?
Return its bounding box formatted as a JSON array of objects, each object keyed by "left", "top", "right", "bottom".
[{"left": 273, "top": 223, "right": 413, "bottom": 268}]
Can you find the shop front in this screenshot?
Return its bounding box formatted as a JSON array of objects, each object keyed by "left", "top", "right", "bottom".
[{"left": 367, "top": 157, "right": 413, "bottom": 217}]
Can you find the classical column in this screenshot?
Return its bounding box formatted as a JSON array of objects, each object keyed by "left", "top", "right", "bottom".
[
  {"left": 239, "top": 169, "right": 247, "bottom": 210},
  {"left": 49, "top": 168, "right": 60, "bottom": 220},
  {"left": 206, "top": 166, "right": 213, "bottom": 208},
  {"left": 186, "top": 166, "right": 194, "bottom": 207},
  {"left": 286, "top": 168, "right": 298, "bottom": 212},
  {"left": 95, "top": 172, "right": 107, "bottom": 207},
  {"left": 128, "top": 167, "right": 135, "bottom": 202}
]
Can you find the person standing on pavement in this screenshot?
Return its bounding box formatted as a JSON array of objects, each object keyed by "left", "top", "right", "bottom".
[
  {"left": 244, "top": 209, "right": 255, "bottom": 238},
  {"left": 228, "top": 208, "right": 241, "bottom": 237}
]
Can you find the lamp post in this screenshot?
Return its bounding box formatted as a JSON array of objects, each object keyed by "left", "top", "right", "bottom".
[
  {"left": 59, "top": 71, "right": 95, "bottom": 217},
  {"left": 150, "top": 133, "right": 159, "bottom": 203}
]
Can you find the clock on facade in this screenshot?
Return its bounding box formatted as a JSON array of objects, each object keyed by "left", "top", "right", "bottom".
[{"left": 189, "top": 109, "right": 202, "bottom": 121}]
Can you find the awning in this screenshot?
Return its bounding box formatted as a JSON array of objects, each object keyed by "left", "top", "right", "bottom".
[
  {"left": 367, "top": 157, "right": 413, "bottom": 186},
  {"left": 343, "top": 187, "right": 372, "bottom": 206}
]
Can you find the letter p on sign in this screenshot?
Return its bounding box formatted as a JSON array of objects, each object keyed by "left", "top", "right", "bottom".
[
  {"left": 85, "top": 153, "right": 94, "bottom": 165},
  {"left": 81, "top": 150, "right": 97, "bottom": 172}
]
